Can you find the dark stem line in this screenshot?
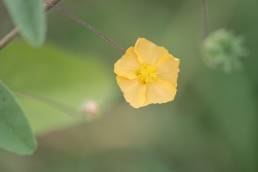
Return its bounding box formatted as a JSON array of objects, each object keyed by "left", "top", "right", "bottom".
[
  {"left": 0, "top": 0, "right": 61, "bottom": 50},
  {"left": 16, "top": 92, "right": 81, "bottom": 116},
  {"left": 202, "top": 0, "right": 209, "bottom": 39},
  {"left": 56, "top": 6, "right": 125, "bottom": 53},
  {"left": 0, "top": 28, "right": 18, "bottom": 50}
]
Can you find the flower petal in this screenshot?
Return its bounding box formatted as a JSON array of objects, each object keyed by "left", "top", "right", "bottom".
[
  {"left": 156, "top": 55, "right": 180, "bottom": 87},
  {"left": 145, "top": 79, "right": 177, "bottom": 105},
  {"left": 114, "top": 47, "right": 140, "bottom": 79},
  {"left": 116, "top": 76, "right": 146, "bottom": 108},
  {"left": 134, "top": 38, "right": 168, "bottom": 65}
]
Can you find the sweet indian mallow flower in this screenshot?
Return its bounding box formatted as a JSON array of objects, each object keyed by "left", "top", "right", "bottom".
[{"left": 114, "top": 38, "right": 180, "bottom": 108}]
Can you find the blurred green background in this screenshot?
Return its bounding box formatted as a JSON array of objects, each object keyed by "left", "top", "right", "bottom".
[{"left": 0, "top": 0, "right": 258, "bottom": 171}]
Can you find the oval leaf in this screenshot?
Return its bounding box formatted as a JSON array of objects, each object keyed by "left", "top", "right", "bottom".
[
  {"left": 0, "top": 42, "right": 115, "bottom": 134},
  {"left": 0, "top": 82, "right": 37, "bottom": 155},
  {"left": 3, "top": 0, "right": 46, "bottom": 46}
]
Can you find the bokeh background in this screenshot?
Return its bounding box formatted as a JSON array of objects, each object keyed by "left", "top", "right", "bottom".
[{"left": 0, "top": 0, "right": 258, "bottom": 171}]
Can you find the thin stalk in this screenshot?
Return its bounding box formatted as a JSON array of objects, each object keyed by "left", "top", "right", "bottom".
[
  {"left": 202, "top": 0, "right": 209, "bottom": 39},
  {"left": 56, "top": 6, "right": 125, "bottom": 53},
  {"left": 0, "top": 0, "right": 61, "bottom": 50}
]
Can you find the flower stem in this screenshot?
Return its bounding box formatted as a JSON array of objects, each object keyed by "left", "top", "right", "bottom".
[
  {"left": 56, "top": 6, "right": 125, "bottom": 53},
  {"left": 201, "top": 0, "right": 209, "bottom": 39}
]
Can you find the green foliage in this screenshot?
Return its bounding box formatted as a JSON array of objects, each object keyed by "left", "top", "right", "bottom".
[
  {"left": 3, "top": 0, "right": 46, "bottom": 46},
  {"left": 0, "top": 42, "right": 115, "bottom": 134},
  {"left": 0, "top": 0, "right": 257, "bottom": 171},
  {"left": 202, "top": 29, "right": 247, "bottom": 73},
  {"left": 0, "top": 82, "right": 36, "bottom": 155},
  {"left": 193, "top": 69, "right": 256, "bottom": 171},
  {"left": 39, "top": 150, "right": 172, "bottom": 172}
]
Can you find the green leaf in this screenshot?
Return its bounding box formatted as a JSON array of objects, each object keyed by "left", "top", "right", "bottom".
[
  {"left": 0, "top": 82, "right": 36, "bottom": 155},
  {"left": 3, "top": 0, "right": 46, "bottom": 46},
  {"left": 0, "top": 41, "right": 115, "bottom": 134}
]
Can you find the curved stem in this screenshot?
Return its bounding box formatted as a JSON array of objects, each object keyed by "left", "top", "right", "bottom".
[
  {"left": 202, "top": 0, "right": 209, "bottom": 39},
  {"left": 0, "top": 0, "right": 61, "bottom": 50},
  {"left": 57, "top": 6, "right": 125, "bottom": 53}
]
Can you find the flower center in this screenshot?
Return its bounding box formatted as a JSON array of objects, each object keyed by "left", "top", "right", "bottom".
[{"left": 136, "top": 64, "right": 158, "bottom": 84}]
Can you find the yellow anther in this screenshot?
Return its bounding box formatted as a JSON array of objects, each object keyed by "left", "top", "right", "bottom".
[{"left": 136, "top": 64, "right": 158, "bottom": 84}]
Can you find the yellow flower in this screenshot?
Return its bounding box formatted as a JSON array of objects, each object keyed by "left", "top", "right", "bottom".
[{"left": 114, "top": 38, "right": 180, "bottom": 108}]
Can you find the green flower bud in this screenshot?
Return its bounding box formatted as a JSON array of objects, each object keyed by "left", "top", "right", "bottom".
[{"left": 202, "top": 29, "right": 247, "bottom": 73}]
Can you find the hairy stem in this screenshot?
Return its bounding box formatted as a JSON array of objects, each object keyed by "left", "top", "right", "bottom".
[{"left": 0, "top": 0, "right": 61, "bottom": 50}]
